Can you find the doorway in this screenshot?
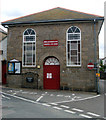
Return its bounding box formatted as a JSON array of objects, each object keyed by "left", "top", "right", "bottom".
[
  {"left": 2, "top": 60, "right": 7, "bottom": 84},
  {"left": 43, "top": 57, "right": 60, "bottom": 89}
]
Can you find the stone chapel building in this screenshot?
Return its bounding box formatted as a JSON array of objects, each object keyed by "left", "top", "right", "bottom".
[{"left": 2, "top": 7, "right": 104, "bottom": 91}]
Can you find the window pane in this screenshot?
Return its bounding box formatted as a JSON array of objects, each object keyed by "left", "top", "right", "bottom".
[
  {"left": 71, "top": 57, "right": 77, "bottom": 65},
  {"left": 24, "top": 30, "right": 28, "bottom": 35},
  {"left": 78, "top": 43, "right": 80, "bottom": 52},
  {"left": 33, "top": 43, "right": 35, "bottom": 50},
  {"left": 68, "top": 28, "right": 73, "bottom": 33},
  {"left": 33, "top": 54, "right": 35, "bottom": 64},
  {"left": 68, "top": 34, "right": 80, "bottom": 40},
  {"left": 31, "top": 30, "right": 35, "bottom": 35},
  {"left": 78, "top": 53, "right": 80, "bottom": 63},
  {"left": 24, "top": 36, "right": 35, "bottom": 42},
  {"left": 27, "top": 29, "right": 32, "bottom": 34},
  {"left": 71, "top": 26, "right": 76, "bottom": 32},
  {"left": 67, "top": 57, "right": 71, "bottom": 65},
  {"left": 23, "top": 54, "right": 25, "bottom": 65},
  {"left": 27, "top": 43, "right": 32, "bottom": 50},
  {"left": 71, "top": 50, "right": 77, "bottom": 55},
  {"left": 71, "top": 41, "right": 77, "bottom": 49},
  {"left": 27, "top": 55, "right": 32, "bottom": 65},
  {"left": 75, "top": 28, "right": 80, "bottom": 33}
]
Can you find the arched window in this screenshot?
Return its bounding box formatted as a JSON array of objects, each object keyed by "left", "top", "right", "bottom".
[
  {"left": 66, "top": 26, "right": 81, "bottom": 66},
  {"left": 44, "top": 57, "right": 60, "bottom": 65},
  {"left": 23, "top": 28, "right": 36, "bottom": 67}
]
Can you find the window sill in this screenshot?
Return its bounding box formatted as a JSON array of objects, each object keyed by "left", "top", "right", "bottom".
[
  {"left": 22, "top": 65, "right": 36, "bottom": 69},
  {"left": 66, "top": 65, "right": 81, "bottom": 68}
]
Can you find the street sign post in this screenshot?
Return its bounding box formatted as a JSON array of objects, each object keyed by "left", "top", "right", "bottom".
[{"left": 87, "top": 62, "right": 94, "bottom": 70}]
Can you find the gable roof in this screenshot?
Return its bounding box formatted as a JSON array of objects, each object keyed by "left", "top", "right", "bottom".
[{"left": 2, "top": 7, "right": 104, "bottom": 25}]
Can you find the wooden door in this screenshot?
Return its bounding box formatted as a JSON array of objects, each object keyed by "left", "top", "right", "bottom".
[{"left": 43, "top": 57, "right": 60, "bottom": 89}]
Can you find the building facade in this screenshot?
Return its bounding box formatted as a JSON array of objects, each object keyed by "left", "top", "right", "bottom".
[
  {"left": 2, "top": 7, "right": 104, "bottom": 91},
  {"left": 0, "top": 28, "right": 7, "bottom": 84}
]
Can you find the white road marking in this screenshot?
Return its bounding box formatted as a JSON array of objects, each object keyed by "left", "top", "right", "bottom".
[
  {"left": 50, "top": 103, "right": 58, "bottom": 105},
  {"left": 72, "top": 96, "right": 77, "bottom": 100},
  {"left": 87, "top": 112, "right": 100, "bottom": 117},
  {"left": 72, "top": 108, "right": 84, "bottom": 112},
  {"left": 103, "top": 117, "right": 106, "bottom": 119},
  {"left": 79, "top": 114, "right": 92, "bottom": 118},
  {"left": 64, "top": 110, "right": 76, "bottom": 114},
  {"left": 29, "top": 92, "right": 34, "bottom": 94},
  {"left": 2, "top": 92, "right": 39, "bottom": 104},
  {"left": 72, "top": 94, "right": 75, "bottom": 96},
  {"left": 76, "top": 96, "right": 81, "bottom": 99},
  {"left": 60, "top": 105, "right": 70, "bottom": 109},
  {"left": 57, "top": 95, "right": 63, "bottom": 97},
  {"left": 65, "top": 96, "right": 71, "bottom": 98},
  {"left": 42, "top": 104, "right": 51, "bottom": 107},
  {"left": 53, "top": 107, "right": 62, "bottom": 110},
  {"left": 51, "top": 95, "right": 100, "bottom": 104},
  {"left": 36, "top": 96, "right": 43, "bottom": 102},
  {"left": 14, "top": 91, "right": 20, "bottom": 93},
  {"left": 2, "top": 95, "right": 10, "bottom": 99},
  {"left": 9, "top": 90, "right": 13, "bottom": 92},
  {"left": 22, "top": 92, "right": 28, "bottom": 94},
  {"left": 50, "top": 94, "right": 54, "bottom": 96},
  {"left": 29, "top": 92, "right": 37, "bottom": 95}
]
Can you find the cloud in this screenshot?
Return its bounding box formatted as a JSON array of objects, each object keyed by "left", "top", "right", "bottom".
[{"left": 2, "top": 10, "right": 24, "bottom": 18}]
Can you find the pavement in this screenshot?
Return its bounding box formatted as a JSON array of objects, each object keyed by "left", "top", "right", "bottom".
[
  {"left": 2, "top": 85, "right": 97, "bottom": 103},
  {"left": 99, "top": 79, "right": 106, "bottom": 94}
]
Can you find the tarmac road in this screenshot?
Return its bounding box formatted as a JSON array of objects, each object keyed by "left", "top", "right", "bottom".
[
  {"left": 2, "top": 93, "right": 83, "bottom": 118},
  {"left": 1, "top": 86, "right": 105, "bottom": 119}
]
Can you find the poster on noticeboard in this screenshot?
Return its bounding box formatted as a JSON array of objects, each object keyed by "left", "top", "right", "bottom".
[
  {"left": 15, "top": 62, "right": 21, "bottom": 74},
  {"left": 8, "top": 62, "right": 14, "bottom": 74},
  {"left": 8, "top": 61, "right": 21, "bottom": 75}
]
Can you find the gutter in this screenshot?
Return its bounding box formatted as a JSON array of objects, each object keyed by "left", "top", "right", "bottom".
[
  {"left": 98, "top": 18, "right": 104, "bottom": 35},
  {"left": 2, "top": 17, "right": 104, "bottom": 26}
]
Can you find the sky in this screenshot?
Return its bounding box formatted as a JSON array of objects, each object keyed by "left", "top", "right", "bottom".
[{"left": 0, "top": 0, "right": 105, "bottom": 58}]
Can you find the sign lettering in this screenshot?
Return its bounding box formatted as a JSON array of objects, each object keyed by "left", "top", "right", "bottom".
[{"left": 43, "top": 40, "right": 58, "bottom": 46}]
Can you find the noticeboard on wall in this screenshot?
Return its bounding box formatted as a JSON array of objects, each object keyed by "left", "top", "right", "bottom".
[{"left": 8, "top": 61, "right": 22, "bottom": 75}]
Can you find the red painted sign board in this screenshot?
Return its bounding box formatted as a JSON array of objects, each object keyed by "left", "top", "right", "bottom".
[
  {"left": 43, "top": 40, "right": 58, "bottom": 46},
  {"left": 87, "top": 62, "right": 94, "bottom": 70}
]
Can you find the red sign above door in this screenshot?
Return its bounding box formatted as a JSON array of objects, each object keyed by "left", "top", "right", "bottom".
[{"left": 43, "top": 40, "right": 58, "bottom": 46}]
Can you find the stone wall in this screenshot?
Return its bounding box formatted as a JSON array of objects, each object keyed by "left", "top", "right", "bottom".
[{"left": 7, "top": 22, "right": 99, "bottom": 91}]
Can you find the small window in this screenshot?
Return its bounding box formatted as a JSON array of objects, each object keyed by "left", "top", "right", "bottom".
[
  {"left": 66, "top": 26, "right": 81, "bottom": 66},
  {"left": 23, "top": 28, "right": 36, "bottom": 67}
]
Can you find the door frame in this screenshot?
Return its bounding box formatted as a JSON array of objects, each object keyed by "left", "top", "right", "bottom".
[
  {"left": 2, "top": 60, "right": 7, "bottom": 84},
  {"left": 43, "top": 56, "right": 60, "bottom": 89}
]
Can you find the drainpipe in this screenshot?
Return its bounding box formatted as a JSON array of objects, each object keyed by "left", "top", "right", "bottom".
[{"left": 94, "top": 19, "right": 99, "bottom": 94}]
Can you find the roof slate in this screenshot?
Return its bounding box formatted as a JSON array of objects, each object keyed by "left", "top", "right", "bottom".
[{"left": 2, "top": 7, "right": 103, "bottom": 24}]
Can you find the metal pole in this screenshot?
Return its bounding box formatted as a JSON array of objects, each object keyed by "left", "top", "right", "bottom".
[{"left": 94, "top": 19, "right": 99, "bottom": 94}]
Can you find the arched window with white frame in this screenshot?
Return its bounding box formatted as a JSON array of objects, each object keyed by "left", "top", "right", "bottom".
[
  {"left": 66, "top": 26, "right": 81, "bottom": 66},
  {"left": 23, "top": 28, "right": 36, "bottom": 67}
]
